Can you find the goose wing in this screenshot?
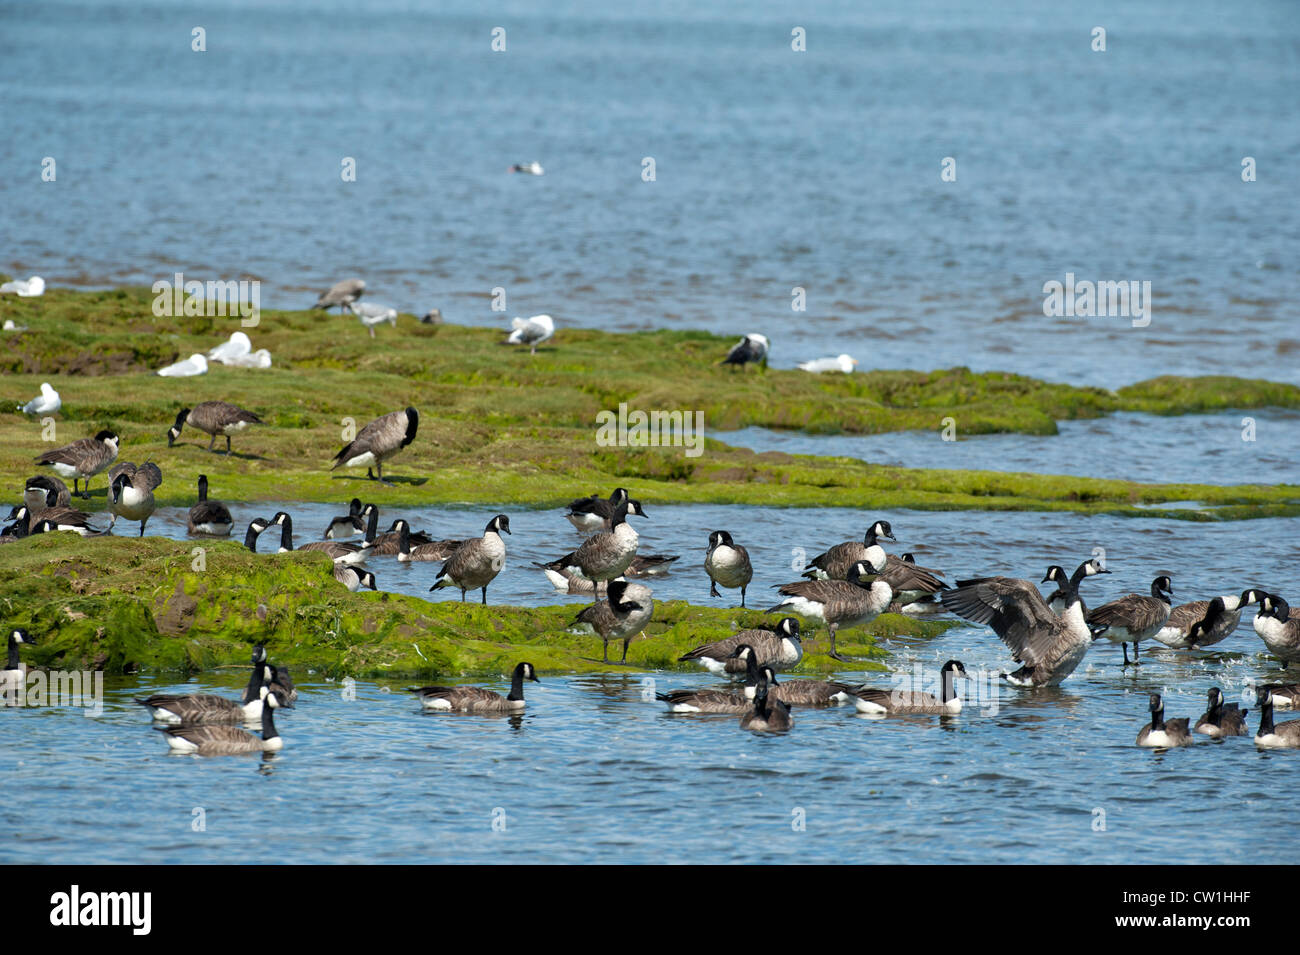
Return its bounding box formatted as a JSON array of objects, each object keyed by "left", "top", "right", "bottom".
[
  {"left": 1087, "top": 594, "right": 1167, "bottom": 631},
  {"left": 939, "top": 577, "right": 1060, "bottom": 665},
  {"left": 1165, "top": 600, "right": 1209, "bottom": 631}
]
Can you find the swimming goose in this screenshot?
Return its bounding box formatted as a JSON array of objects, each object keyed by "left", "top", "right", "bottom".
[
  {"left": 754, "top": 665, "right": 856, "bottom": 707},
  {"left": 506, "top": 314, "right": 554, "bottom": 354},
  {"left": 564, "top": 487, "right": 632, "bottom": 533},
  {"left": 137, "top": 668, "right": 278, "bottom": 724},
  {"left": 798, "top": 354, "right": 859, "bottom": 374},
  {"left": 346, "top": 301, "right": 398, "bottom": 337},
  {"left": 0, "top": 275, "right": 44, "bottom": 296},
  {"left": 940, "top": 559, "right": 1097, "bottom": 687},
  {"left": 721, "top": 333, "right": 769, "bottom": 369},
  {"left": 508, "top": 162, "right": 544, "bottom": 175},
  {"left": 1153, "top": 590, "right": 1257, "bottom": 650},
  {"left": 679, "top": 617, "right": 803, "bottom": 676},
  {"left": 391, "top": 520, "right": 460, "bottom": 562},
  {"left": 26, "top": 489, "right": 102, "bottom": 535},
  {"left": 34, "top": 429, "right": 119, "bottom": 498},
  {"left": 24, "top": 475, "right": 71, "bottom": 511},
  {"left": 845, "top": 660, "right": 969, "bottom": 716},
  {"left": 238, "top": 647, "right": 298, "bottom": 706},
  {"left": 1253, "top": 594, "right": 1300, "bottom": 665},
  {"left": 187, "top": 475, "right": 233, "bottom": 537},
  {"left": 802, "top": 520, "right": 895, "bottom": 581},
  {"left": 107, "top": 462, "right": 162, "bottom": 536},
  {"left": 271, "top": 512, "right": 367, "bottom": 566},
  {"left": 324, "top": 499, "right": 368, "bottom": 539},
  {"left": 547, "top": 503, "right": 639, "bottom": 598},
  {"left": 769, "top": 561, "right": 892, "bottom": 662},
  {"left": 1, "top": 629, "right": 33, "bottom": 697},
  {"left": 705, "top": 530, "right": 753, "bottom": 607},
  {"left": 1088, "top": 575, "right": 1175, "bottom": 666},
  {"left": 163, "top": 691, "right": 287, "bottom": 755},
  {"left": 572, "top": 580, "right": 654, "bottom": 663},
  {"left": 739, "top": 675, "right": 792, "bottom": 732},
  {"left": 410, "top": 662, "right": 539, "bottom": 713},
  {"left": 312, "top": 278, "right": 365, "bottom": 311},
  {"left": 1194, "top": 687, "right": 1249, "bottom": 738},
  {"left": 429, "top": 514, "right": 510, "bottom": 604},
  {"left": 20, "top": 382, "right": 60, "bottom": 416},
  {"left": 334, "top": 563, "right": 377, "bottom": 591},
  {"left": 1136, "top": 693, "right": 1193, "bottom": 748},
  {"left": 1257, "top": 682, "right": 1300, "bottom": 709},
  {"left": 1253, "top": 687, "right": 1300, "bottom": 748},
  {"left": 156, "top": 353, "right": 209, "bottom": 377},
  {"left": 330, "top": 406, "right": 419, "bottom": 484},
  {"left": 167, "top": 402, "right": 262, "bottom": 454},
  {"left": 207, "top": 331, "right": 251, "bottom": 364}
]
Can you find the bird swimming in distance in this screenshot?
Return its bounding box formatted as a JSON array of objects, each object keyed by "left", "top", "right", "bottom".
[{"left": 507, "top": 162, "right": 544, "bottom": 176}]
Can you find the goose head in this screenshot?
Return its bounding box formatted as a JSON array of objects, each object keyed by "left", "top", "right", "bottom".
[
  {"left": 515, "top": 662, "right": 541, "bottom": 684},
  {"left": 627, "top": 499, "right": 648, "bottom": 519},
  {"left": 487, "top": 514, "right": 511, "bottom": 536},
  {"left": 775, "top": 618, "right": 801, "bottom": 641},
  {"left": 865, "top": 520, "right": 895, "bottom": 544},
  {"left": 847, "top": 559, "right": 882, "bottom": 584},
  {"left": 1150, "top": 575, "right": 1174, "bottom": 600},
  {"left": 707, "top": 530, "right": 735, "bottom": 549},
  {"left": 1041, "top": 565, "right": 1068, "bottom": 585},
  {"left": 1240, "top": 588, "right": 1267, "bottom": 608},
  {"left": 94, "top": 430, "right": 120, "bottom": 452},
  {"left": 167, "top": 409, "right": 190, "bottom": 446}
]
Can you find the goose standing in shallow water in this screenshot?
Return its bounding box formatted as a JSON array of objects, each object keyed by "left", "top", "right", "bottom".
[
  {"left": 1253, "top": 687, "right": 1300, "bottom": 748},
  {"left": 546, "top": 503, "right": 638, "bottom": 598},
  {"left": 187, "top": 475, "right": 233, "bottom": 537},
  {"left": 271, "top": 512, "right": 367, "bottom": 566},
  {"left": 1136, "top": 693, "right": 1192, "bottom": 748},
  {"left": 704, "top": 530, "right": 752, "bottom": 606},
  {"left": 429, "top": 514, "right": 510, "bottom": 604},
  {"left": 769, "top": 562, "right": 891, "bottom": 662},
  {"left": 107, "top": 462, "right": 162, "bottom": 536},
  {"left": 330, "top": 407, "right": 419, "bottom": 485},
  {"left": 679, "top": 618, "right": 803, "bottom": 676},
  {"left": 1253, "top": 594, "right": 1300, "bottom": 665},
  {"left": 535, "top": 554, "right": 677, "bottom": 593},
  {"left": 1087, "top": 575, "right": 1174, "bottom": 666},
  {"left": 802, "top": 520, "right": 894, "bottom": 581},
  {"left": 411, "top": 662, "right": 539, "bottom": 713},
  {"left": 162, "top": 691, "right": 288, "bottom": 755},
  {"left": 739, "top": 674, "right": 792, "bottom": 732},
  {"left": 324, "top": 498, "right": 367, "bottom": 539},
  {"left": 564, "top": 487, "right": 639, "bottom": 534},
  {"left": 572, "top": 580, "right": 654, "bottom": 663},
  {"left": 167, "top": 402, "right": 262, "bottom": 454},
  {"left": 1194, "top": 687, "right": 1249, "bottom": 738},
  {"left": 1151, "top": 590, "right": 1260, "bottom": 650},
  {"left": 34, "top": 429, "right": 119, "bottom": 498},
  {"left": 941, "top": 559, "right": 1106, "bottom": 687}
]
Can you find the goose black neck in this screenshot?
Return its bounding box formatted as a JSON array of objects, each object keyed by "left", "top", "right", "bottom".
[
  {"left": 1068, "top": 564, "right": 1089, "bottom": 587},
  {"left": 7, "top": 636, "right": 20, "bottom": 670},
  {"left": 1258, "top": 697, "right": 1274, "bottom": 736},
  {"left": 942, "top": 669, "right": 957, "bottom": 703},
  {"left": 279, "top": 518, "right": 293, "bottom": 552},
  {"left": 244, "top": 523, "right": 260, "bottom": 551},
  {"left": 261, "top": 699, "right": 279, "bottom": 740},
  {"left": 743, "top": 651, "right": 761, "bottom": 685},
  {"left": 197, "top": 477, "right": 208, "bottom": 503},
  {"left": 398, "top": 522, "right": 410, "bottom": 555},
  {"left": 507, "top": 667, "right": 526, "bottom": 702},
  {"left": 243, "top": 660, "right": 266, "bottom": 701},
  {"left": 1151, "top": 580, "right": 1170, "bottom": 603},
  {"left": 1151, "top": 702, "right": 1165, "bottom": 733},
  {"left": 363, "top": 507, "right": 378, "bottom": 544}
]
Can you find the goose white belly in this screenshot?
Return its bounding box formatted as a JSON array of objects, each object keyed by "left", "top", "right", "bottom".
[
  {"left": 48, "top": 461, "right": 85, "bottom": 480},
  {"left": 191, "top": 520, "right": 233, "bottom": 536},
  {"left": 1138, "top": 728, "right": 1183, "bottom": 748},
  {"left": 706, "top": 546, "right": 749, "bottom": 587},
  {"left": 341, "top": 450, "right": 378, "bottom": 469},
  {"left": 1255, "top": 616, "right": 1300, "bottom": 660},
  {"left": 566, "top": 512, "right": 606, "bottom": 533},
  {"left": 112, "top": 495, "right": 153, "bottom": 521},
  {"left": 1254, "top": 729, "right": 1300, "bottom": 749},
  {"left": 776, "top": 596, "right": 829, "bottom": 622}
]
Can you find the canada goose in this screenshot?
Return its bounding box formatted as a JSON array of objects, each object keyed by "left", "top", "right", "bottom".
[
  {"left": 802, "top": 520, "right": 895, "bottom": 581},
  {"left": 846, "top": 660, "right": 969, "bottom": 715},
  {"left": 242, "top": 517, "right": 274, "bottom": 551},
  {"left": 739, "top": 675, "right": 792, "bottom": 732},
  {"left": 1039, "top": 560, "right": 1109, "bottom": 616},
  {"left": 755, "top": 664, "right": 856, "bottom": 707},
  {"left": 506, "top": 314, "right": 554, "bottom": 354},
  {"left": 324, "top": 499, "right": 368, "bottom": 539},
  {"left": 508, "top": 162, "right": 544, "bottom": 175},
  {"left": 26, "top": 489, "right": 102, "bottom": 535},
  {"left": 1136, "top": 693, "right": 1193, "bottom": 748},
  {"left": 410, "top": 661, "right": 539, "bottom": 713},
  {"left": 330, "top": 406, "right": 419, "bottom": 484},
  {"left": 167, "top": 401, "right": 262, "bottom": 454},
  {"left": 1253, "top": 594, "right": 1300, "bottom": 665},
  {"left": 24, "top": 475, "right": 71, "bottom": 511},
  {"left": 564, "top": 487, "right": 631, "bottom": 533},
  {"left": 207, "top": 331, "right": 251, "bottom": 364},
  {"left": 769, "top": 561, "right": 892, "bottom": 662},
  {"left": 34, "top": 429, "right": 119, "bottom": 498},
  {"left": 163, "top": 691, "right": 287, "bottom": 755},
  {"left": 137, "top": 668, "right": 278, "bottom": 724},
  {"left": 1088, "top": 575, "right": 1175, "bottom": 666},
  {"left": 429, "top": 514, "right": 510, "bottom": 604},
  {"left": 940, "top": 559, "right": 1098, "bottom": 687},
  {"left": 705, "top": 530, "right": 753, "bottom": 606},
  {"left": 798, "top": 354, "right": 859, "bottom": 374},
  {"left": 721, "top": 333, "right": 769, "bottom": 369},
  {"left": 271, "top": 512, "right": 367, "bottom": 566},
  {"left": 572, "top": 580, "right": 654, "bottom": 663},
  {"left": 680, "top": 617, "right": 803, "bottom": 676},
  {"left": 334, "top": 564, "right": 377, "bottom": 591},
  {"left": 238, "top": 647, "right": 298, "bottom": 706},
  {"left": 346, "top": 301, "right": 399, "bottom": 337},
  {"left": 1253, "top": 687, "right": 1300, "bottom": 748},
  {"left": 1, "top": 629, "right": 32, "bottom": 697},
  {"left": 312, "top": 277, "right": 365, "bottom": 311},
  {"left": 0, "top": 275, "right": 44, "bottom": 296},
  {"left": 20, "top": 382, "right": 60, "bottom": 416},
  {"left": 107, "top": 462, "right": 162, "bottom": 536},
  {"left": 393, "top": 520, "right": 461, "bottom": 562},
  {"left": 1154, "top": 591, "right": 1256, "bottom": 650},
  {"left": 534, "top": 555, "right": 677, "bottom": 594},
  {"left": 1257, "top": 682, "right": 1300, "bottom": 709},
  {"left": 187, "top": 475, "right": 233, "bottom": 537},
  {"left": 657, "top": 647, "right": 760, "bottom": 712},
  {"left": 1194, "top": 687, "right": 1249, "bottom": 738},
  {"left": 547, "top": 503, "right": 639, "bottom": 598},
  {"left": 156, "top": 353, "right": 209, "bottom": 377}
]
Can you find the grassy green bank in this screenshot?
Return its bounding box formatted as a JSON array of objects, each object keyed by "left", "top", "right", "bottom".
[
  {"left": 0, "top": 535, "right": 961, "bottom": 678},
  {"left": 2, "top": 286, "right": 1297, "bottom": 519}
]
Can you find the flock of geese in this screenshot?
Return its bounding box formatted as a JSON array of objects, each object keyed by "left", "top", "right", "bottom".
[{"left": 6, "top": 427, "right": 1300, "bottom": 748}]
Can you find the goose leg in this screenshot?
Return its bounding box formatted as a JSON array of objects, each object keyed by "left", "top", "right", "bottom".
[
  {"left": 602, "top": 641, "right": 610, "bottom": 663},
  {"left": 621, "top": 637, "right": 631, "bottom": 662},
  {"left": 1121, "top": 643, "right": 1132, "bottom": 666},
  {"left": 480, "top": 586, "right": 487, "bottom": 605},
  {"left": 226, "top": 435, "right": 232, "bottom": 454},
  {"left": 709, "top": 577, "right": 720, "bottom": 598},
  {"left": 459, "top": 588, "right": 467, "bottom": 603},
  {"left": 740, "top": 585, "right": 747, "bottom": 608},
  {"left": 208, "top": 433, "right": 216, "bottom": 451},
  {"left": 827, "top": 623, "right": 850, "bottom": 663}
]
